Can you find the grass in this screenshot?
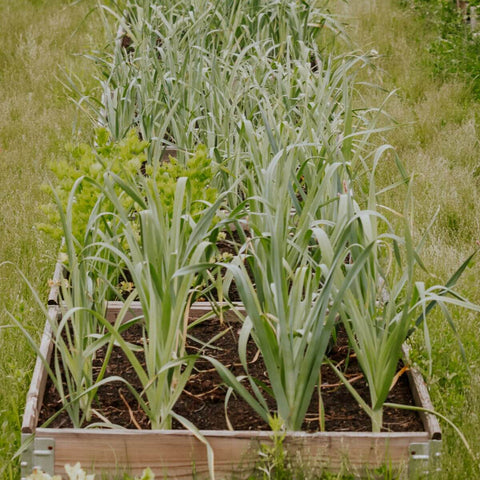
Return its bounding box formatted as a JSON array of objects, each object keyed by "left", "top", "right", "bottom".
[
  {"left": 0, "top": 1, "right": 103, "bottom": 477},
  {"left": 407, "top": 0, "right": 480, "bottom": 99},
  {"left": 3, "top": 0, "right": 480, "bottom": 479},
  {"left": 334, "top": 0, "right": 480, "bottom": 477}
]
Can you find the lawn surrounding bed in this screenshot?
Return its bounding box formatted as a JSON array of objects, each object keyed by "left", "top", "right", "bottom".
[
  {"left": 0, "top": 1, "right": 102, "bottom": 477},
  {"left": 2, "top": 0, "right": 480, "bottom": 479},
  {"left": 334, "top": 0, "right": 480, "bottom": 477}
]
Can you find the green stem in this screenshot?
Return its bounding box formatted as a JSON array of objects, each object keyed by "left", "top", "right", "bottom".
[{"left": 371, "top": 407, "right": 383, "bottom": 433}]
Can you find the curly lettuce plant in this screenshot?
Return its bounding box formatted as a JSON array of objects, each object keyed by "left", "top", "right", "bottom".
[
  {"left": 38, "top": 128, "right": 146, "bottom": 243},
  {"left": 38, "top": 129, "right": 216, "bottom": 245}
]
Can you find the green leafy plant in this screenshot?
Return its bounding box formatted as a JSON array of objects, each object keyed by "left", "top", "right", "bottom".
[
  {"left": 143, "top": 144, "right": 217, "bottom": 220},
  {"left": 39, "top": 129, "right": 216, "bottom": 245},
  {"left": 245, "top": 415, "right": 361, "bottom": 479},
  {"left": 255, "top": 416, "right": 290, "bottom": 480},
  {"left": 405, "top": 0, "right": 480, "bottom": 98},
  {"left": 38, "top": 128, "right": 147, "bottom": 244},
  {"left": 330, "top": 148, "right": 480, "bottom": 432},
  {"left": 95, "top": 169, "right": 223, "bottom": 432}
]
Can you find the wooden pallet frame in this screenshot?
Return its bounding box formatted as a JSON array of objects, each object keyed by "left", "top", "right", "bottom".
[{"left": 21, "top": 265, "right": 441, "bottom": 479}]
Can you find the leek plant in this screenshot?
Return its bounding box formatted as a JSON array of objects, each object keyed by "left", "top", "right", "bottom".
[
  {"left": 334, "top": 150, "right": 480, "bottom": 432},
  {"left": 102, "top": 0, "right": 343, "bottom": 56},
  {"left": 209, "top": 137, "right": 374, "bottom": 430},
  {"left": 11, "top": 177, "right": 124, "bottom": 428},
  {"left": 81, "top": 0, "right": 354, "bottom": 167},
  {"left": 98, "top": 168, "right": 224, "bottom": 429},
  {"left": 52, "top": 182, "right": 112, "bottom": 426}
]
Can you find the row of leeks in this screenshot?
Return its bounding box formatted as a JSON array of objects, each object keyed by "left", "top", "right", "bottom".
[
  {"left": 28, "top": 132, "right": 479, "bottom": 437},
  {"left": 20, "top": 2, "right": 480, "bottom": 477}
]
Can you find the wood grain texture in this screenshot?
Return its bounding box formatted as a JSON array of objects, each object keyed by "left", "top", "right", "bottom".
[
  {"left": 104, "top": 301, "right": 246, "bottom": 324},
  {"left": 35, "top": 428, "right": 429, "bottom": 478},
  {"left": 402, "top": 345, "right": 442, "bottom": 440},
  {"left": 23, "top": 258, "right": 62, "bottom": 433},
  {"left": 47, "top": 260, "right": 64, "bottom": 306},
  {"left": 21, "top": 318, "right": 54, "bottom": 433}
]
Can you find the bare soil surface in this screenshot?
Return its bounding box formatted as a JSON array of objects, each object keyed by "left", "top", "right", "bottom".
[{"left": 39, "top": 315, "right": 423, "bottom": 433}]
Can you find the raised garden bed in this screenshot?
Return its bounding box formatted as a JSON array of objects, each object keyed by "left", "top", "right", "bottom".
[{"left": 20, "top": 265, "right": 442, "bottom": 479}]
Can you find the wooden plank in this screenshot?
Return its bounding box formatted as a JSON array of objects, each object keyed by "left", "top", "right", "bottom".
[
  {"left": 47, "top": 260, "right": 64, "bottom": 306},
  {"left": 402, "top": 345, "right": 442, "bottom": 440},
  {"left": 23, "top": 257, "right": 63, "bottom": 433},
  {"left": 104, "top": 301, "right": 246, "bottom": 324},
  {"left": 36, "top": 428, "right": 429, "bottom": 478},
  {"left": 282, "top": 431, "right": 429, "bottom": 475},
  {"left": 21, "top": 307, "right": 57, "bottom": 434}
]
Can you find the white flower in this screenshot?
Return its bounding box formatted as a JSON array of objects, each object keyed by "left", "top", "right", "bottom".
[
  {"left": 26, "top": 468, "right": 61, "bottom": 480},
  {"left": 64, "top": 463, "right": 95, "bottom": 480}
]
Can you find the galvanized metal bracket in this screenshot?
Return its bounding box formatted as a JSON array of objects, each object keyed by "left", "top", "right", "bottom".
[
  {"left": 408, "top": 439, "right": 442, "bottom": 479},
  {"left": 20, "top": 435, "right": 55, "bottom": 479}
]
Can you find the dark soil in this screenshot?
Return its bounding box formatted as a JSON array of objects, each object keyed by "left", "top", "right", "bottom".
[{"left": 38, "top": 316, "right": 423, "bottom": 433}]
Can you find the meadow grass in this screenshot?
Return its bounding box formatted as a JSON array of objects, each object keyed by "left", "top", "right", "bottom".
[
  {"left": 0, "top": 1, "right": 102, "bottom": 477},
  {"left": 334, "top": 0, "right": 480, "bottom": 477},
  {"left": 3, "top": 0, "right": 480, "bottom": 479}
]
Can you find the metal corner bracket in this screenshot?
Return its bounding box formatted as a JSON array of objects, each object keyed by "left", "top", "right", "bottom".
[
  {"left": 20, "top": 434, "right": 55, "bottom": 479},
  {"left": 408, "top": 439, "right": 442, "bottom": 479}
]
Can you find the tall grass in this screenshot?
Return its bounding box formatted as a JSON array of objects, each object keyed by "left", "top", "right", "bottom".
[
  {"left": 334, "top": 0, "right": 480, "bottom": 474},
  {"left": 0, "top": 0, "right": 103, "bottom": 477}
]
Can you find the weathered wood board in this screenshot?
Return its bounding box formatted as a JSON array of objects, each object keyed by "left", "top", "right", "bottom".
[{"left": 31, "top": 428, "right": 431, "bottom": 479}]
